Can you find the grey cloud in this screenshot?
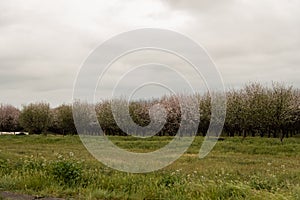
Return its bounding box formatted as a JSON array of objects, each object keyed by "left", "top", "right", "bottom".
[
  {"left": 0, "top": 0, "right": 299, "bottom": 106},
  {"left": 163, "top": 0, "right": 300, "bottom": 89},
  {"left": 163, "top": 0, "right": 233, "bottom": 13}
]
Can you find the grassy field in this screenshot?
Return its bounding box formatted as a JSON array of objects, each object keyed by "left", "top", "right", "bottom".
[{"left": 0, "top": 135, "right": 299, "bottom": 200}]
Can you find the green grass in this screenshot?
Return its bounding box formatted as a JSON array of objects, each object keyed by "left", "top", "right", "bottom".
[{"left": 0, "top": 135, "right": 299, "bottom": 199}]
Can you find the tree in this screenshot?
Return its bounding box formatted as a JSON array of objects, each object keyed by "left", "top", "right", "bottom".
[
  {"left": 243, "top": 83, "right": 270, "bottom": 137},
  {"left": 269, "top": 82, "right": 294, "bottom": 142},
  {"left": 225, "top": 89, "right": 244, "bottom": 137},
  {"left": 160, "top": 95, "right": 181, "bottom": 136},
  {"left": 19, "top": 102, "right": 52, "bottom": 134},
  {"left": 72, "top": 100, "right": 96, "bottom": 135},
  {"left": 96, "top": 100, "right": 119, "bottom": 135},
  {"left": 53, "top": 104, "right": 77, "bottom": 135},
  {"left": 198, "top": 93, "right": 211, "bottom": 136},
  {"left": 290, "top": 89, "right": 300, "bottom": 136},
  {"left": 0, "top": 104, "right": 21, "bottom": 132}
]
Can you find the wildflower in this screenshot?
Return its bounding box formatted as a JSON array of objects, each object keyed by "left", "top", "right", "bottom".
[{"left": 176, "top": 168, "right": 182, "bottom": 172}]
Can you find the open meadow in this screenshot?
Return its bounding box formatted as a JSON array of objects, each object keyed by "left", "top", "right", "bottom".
[{"left": 0, "top": 135, "right": 299, "bottom": 199}]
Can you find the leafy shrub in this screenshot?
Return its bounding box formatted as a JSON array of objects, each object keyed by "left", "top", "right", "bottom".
[
  {"left": 22, "top": 158, "right": 46, "bottom": 173},
  {"left": 50, "top": 160, "right": 82, "bottom": 187},
  {"left": 158, "top": 173, "right": 182, "bottom": 188},
  {"left": 0, "top": 158, "right": 11, "bottom": 174}
]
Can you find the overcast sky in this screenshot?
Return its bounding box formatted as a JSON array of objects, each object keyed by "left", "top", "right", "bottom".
[{"left": 1, "top": 0, "right": 299, "bottom": 107}]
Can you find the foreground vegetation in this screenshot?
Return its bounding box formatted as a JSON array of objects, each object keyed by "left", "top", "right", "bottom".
[{"left": 0, "top": 135, "right": 299, "bottom": 199}]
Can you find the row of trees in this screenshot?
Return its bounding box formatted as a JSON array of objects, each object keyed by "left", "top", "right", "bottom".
[
  {"left": 0, "top": 82, "right": 299, "bottom": 139},
  {"left": 225, "top": 83, "right": 300, "bottom": 141},
  {"left": 0, "top": 103, "right": 76, "bottom": 135}
]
